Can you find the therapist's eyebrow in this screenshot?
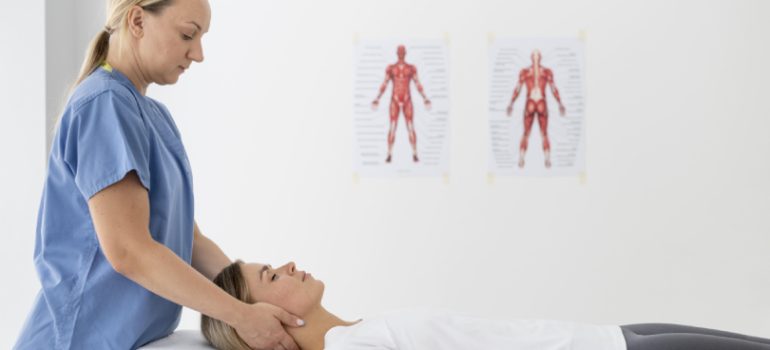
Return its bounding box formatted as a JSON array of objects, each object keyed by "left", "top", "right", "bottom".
[{"left": 187, "top": 21, "right": 202, "bottom": 32}]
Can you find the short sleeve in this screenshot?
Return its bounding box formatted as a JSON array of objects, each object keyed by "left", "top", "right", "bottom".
[{"left": 63, "top": 90, "right": 152, "bottom": 199}]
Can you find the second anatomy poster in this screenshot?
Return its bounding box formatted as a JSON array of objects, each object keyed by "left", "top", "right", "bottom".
[{"left": 488, "top": 37, "right": 586, "bottom": 177}]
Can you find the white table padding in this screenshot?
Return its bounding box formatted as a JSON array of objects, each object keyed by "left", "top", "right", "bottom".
[{"left": 138, "top": 329, "right": 215, "bottom": 349}]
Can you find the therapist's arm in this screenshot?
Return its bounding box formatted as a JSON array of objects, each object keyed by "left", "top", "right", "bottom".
[
  {"left": 191, "top": 221, "right": 232, "bottom": 280},
  {"left": 88, "top": 171, "right": 303, "bottom": 350}
]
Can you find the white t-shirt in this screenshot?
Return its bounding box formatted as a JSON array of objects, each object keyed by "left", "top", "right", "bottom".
[{"left": 324, "top": 308, "right": 627, "bottom": 350}]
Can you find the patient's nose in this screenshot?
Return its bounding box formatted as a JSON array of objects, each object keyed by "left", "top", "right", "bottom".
[{"left": 279, "top": 262, "right": 296, "bottom": 275}]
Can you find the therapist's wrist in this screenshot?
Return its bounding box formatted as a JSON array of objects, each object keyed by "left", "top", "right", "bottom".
[{"left": 223, "top": 300, "right": 250, "bottom": 327}]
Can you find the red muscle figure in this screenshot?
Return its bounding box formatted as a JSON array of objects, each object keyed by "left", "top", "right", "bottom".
[
  {"left": 372, "top": 45, "right": 431, "bottom": 163},
  {"left": 506, "top": 49, "right": 566, "bottom": 169}
]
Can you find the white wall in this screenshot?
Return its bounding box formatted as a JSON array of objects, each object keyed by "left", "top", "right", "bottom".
[
  {"left": 0, "top": 0, "right": 46, "bottom": 348},
  {"left": 153, "top": 0, "right": 770, "bottom": 335},
  {"left": 5, "top": 0, "right": 770, "bottom": 347},
  {"left": 45, "top": 0, "right": 106, "bottom": 153}
]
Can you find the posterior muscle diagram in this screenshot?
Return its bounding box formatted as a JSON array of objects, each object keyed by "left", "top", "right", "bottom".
[{"left": 505, "top": 49, "right": 566, "bottom": 169}]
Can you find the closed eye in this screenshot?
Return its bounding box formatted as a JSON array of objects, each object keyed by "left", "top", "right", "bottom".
[
  {"left": 271, "top": 273, "right": 278, "bottom": 282},
  {"left": 182, "top": 33, "right": 194, "bottom": 41}
]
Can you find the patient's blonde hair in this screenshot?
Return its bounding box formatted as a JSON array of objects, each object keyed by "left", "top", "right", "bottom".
[{"left": 201, "top": 260, "right": 253, "bottom": 350}]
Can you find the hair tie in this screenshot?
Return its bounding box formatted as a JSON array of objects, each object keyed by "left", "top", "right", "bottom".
[{"left": 104, "top": 25, "right": 113, "bottom": 35}]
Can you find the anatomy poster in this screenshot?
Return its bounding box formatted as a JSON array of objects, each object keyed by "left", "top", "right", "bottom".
[
  {"left": 488, "top": 37, "right": 586, "bottom": 177},
  {"left": 353, "top": 38, "right": 450, "bottom": 177}
]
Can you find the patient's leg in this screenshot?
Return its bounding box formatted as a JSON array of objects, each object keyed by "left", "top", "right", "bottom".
[
  {"left": 622, "top": 324, "right": 770, "bottom": 350},
  {"left": 622, "top": 324, "right": 770, "bottom": 345}
]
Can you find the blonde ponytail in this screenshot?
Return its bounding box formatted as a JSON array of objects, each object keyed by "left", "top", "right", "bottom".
[
  {"left": 72, "top": 0, "right": 173, "bottom": 90},
  {"left": 73, "top": 28, "right": 112, "bottom": 88},
  {"left": 52, "top": 0, "right": 173, "bottom": 131}
]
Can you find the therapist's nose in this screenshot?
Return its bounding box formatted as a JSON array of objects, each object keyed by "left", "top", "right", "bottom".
[{"left": 188, "top": 40, "right": 204, "bottom": 63}]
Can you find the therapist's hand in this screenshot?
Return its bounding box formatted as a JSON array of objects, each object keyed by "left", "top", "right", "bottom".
[{"left": 232, "top": 302, "right": 304, "bottom": 350}]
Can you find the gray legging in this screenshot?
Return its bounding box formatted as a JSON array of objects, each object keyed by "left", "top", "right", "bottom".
[{"left": 622, "top": 324, "right": 770, "bottom": 350}]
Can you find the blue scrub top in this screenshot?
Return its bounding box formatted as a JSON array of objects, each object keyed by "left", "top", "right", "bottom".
[{"left": 14, "top": 65, "right": 195, "bottom": 349}]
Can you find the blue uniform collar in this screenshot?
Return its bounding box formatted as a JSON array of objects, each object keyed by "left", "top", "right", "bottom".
[{"left": 99, "top": 62, "right": 142, "bottom": 96}]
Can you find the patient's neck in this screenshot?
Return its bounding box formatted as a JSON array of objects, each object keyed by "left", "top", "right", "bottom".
[{"left": 287, "top": 305, "right": 360, "bottom": 350}]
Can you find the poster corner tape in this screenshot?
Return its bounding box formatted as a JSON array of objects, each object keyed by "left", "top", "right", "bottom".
[{"left": 578, "top": 29, "right": 588, "bottom": 42}]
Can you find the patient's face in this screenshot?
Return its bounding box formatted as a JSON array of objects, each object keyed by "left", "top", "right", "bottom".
[{"left": 240, "top": 261, "right": 324, "bottom": 316}]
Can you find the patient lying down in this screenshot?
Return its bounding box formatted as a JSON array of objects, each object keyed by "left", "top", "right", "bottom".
[{"left": 201, "top": 261, "right": 770, "bottom": 350}]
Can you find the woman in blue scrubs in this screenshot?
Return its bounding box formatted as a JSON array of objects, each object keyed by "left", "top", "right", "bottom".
[{"left": 14, "top": 1, "right": 303, "bottom": 349}]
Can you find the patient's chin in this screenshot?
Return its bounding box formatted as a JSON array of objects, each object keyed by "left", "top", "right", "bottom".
[
  {"left": 289, "top": 288, "right": 325, "bottom": 316},
  {"left": 312, "top": 280, "right": 325, "bottom": 302}
]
